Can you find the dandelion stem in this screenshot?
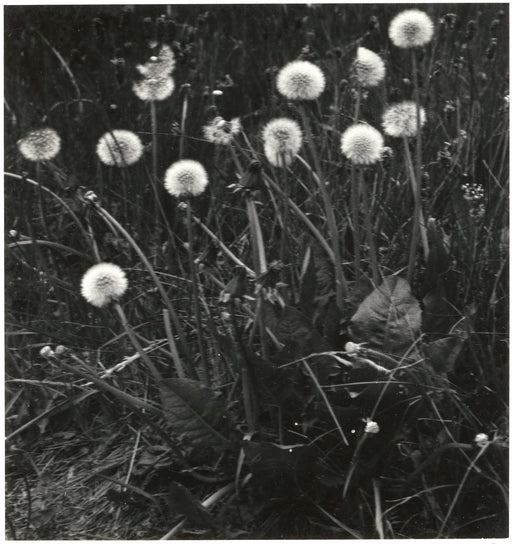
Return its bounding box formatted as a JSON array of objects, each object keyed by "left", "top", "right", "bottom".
[
  {"left": 403, "top": 137, "right": 427, "bottom": 285},
  {"left": 359, "top": 168, "right": 380, "bottom": 285},
  {"left": 296, "top": 155, "right": 347, "bottom": 310},
  {"left": 163, "top": 309, "right": 187, "bottom": 379},
  {"left": 114, "top": 303, "right": 162, "bottom": 383},
  {"left": 262, "top": 171, "right": 335, "bottom": 265},
  {"left": 93, "top": 203, "right": 192, "bottom": 365},
  {"left": 186, "top": 201, "right": 210, "bottom": 386},
  {"left": 351, "top": 164, "right": 362, "bottom": 284},
  {"left": 179, "top": 86, "right": 189, "bottom": 159}
]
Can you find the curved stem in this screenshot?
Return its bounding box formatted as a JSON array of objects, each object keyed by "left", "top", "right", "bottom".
[{"left": 186, "top": 202, "right": 210, "bottom": 386}]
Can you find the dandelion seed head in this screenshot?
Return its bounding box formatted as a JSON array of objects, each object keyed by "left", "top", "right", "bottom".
[
  {"left": 341, "top": 124, "right": 384, "bottom": 165},
  {"left": 389, "top": 9, "right": 434, "bottom": 48},
  {"left": 262, "top": 117, "right": 303, "bottom": 168},
  {"left": 164, "top": 159, "right": 209, "bottom": 198},
  {"left": 354, "top": 47, "right": 386, "bottom": 87},
  {"left": 276, "top": 60, "right": 326, "bottom": 101},
  {"left": 136, "top": 44, "right": 176, "bottom": 77},
  {"left": 17, "top": 128, "right": 61, "bottom": 162},
  {"left": 203, "top": 116, "right": 242, "bottom": 145},
  {"left": 81, "top": 263, "right": 128, "bottom": 308},
  {"left": 382, "top": 101, "right": 426, "bottom": 138},
  {"left": 96, "top": 130, "right": 143, "bottom": 167},
  {"left": 133, "top": 75, "right": 175, "bottom": 101}
]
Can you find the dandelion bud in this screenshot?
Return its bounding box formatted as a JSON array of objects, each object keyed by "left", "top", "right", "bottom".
[
  {"left": 389, "top": 9, "right": 434, "bottom": 49},
  {"left": 364, "top": 420, "right": 380, "bottom": 434},
  {"left": 164, "top": 159, "right": 209, "bottom": 198},
  {"left": 262, "top": 118, "right": 303, "bottom": 168},
  {"left": 133, "top": 75, "right": 175, "bottom": 101},
  {"left": 382, "top": 101, "right": 426, "bottom": 138},
  {"left": 474, "top": 433, "right": 490, "bottom": 447},
  {"left": 341, "top": 123, "right": 384, "bottom": 165},
  {"left": 17, "top": 128, "right": 61, "bottom": 162},
  {"left": 276, "top": 60, "right": 326, "bottom": 100},
  {"left": 212, "top": 90, "right": 224, "bottom": 96},
  {"left": 8, "top": 229, "right": 18, "bottom": 239},
  {"left": 345, "top": 341, "right": 363, "bottom": 356},
  {"left": 81, "top": 263, "right": 128, "bottom": 308},
  {"left": 83, "top": 190, "right": 99, "bottom": 203},
  {"left": 96, "top": 130, "right": 143, "bottom": 167},
  {"left": 40, "top": 346, "right": 55, "bottom": 359},
  {"left": 353, "top": 47, "right": 386, "bottom": 88},
  {"left": 54, "top": 345, "right": 68, "bottom": 356}
]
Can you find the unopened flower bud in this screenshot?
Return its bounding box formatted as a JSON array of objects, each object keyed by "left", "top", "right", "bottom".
[
  {"left": 474, "top": 433, "right": 490, "bottom": 447},
  {"left": 364, "top": 420, "right": 380, "bottom": 434},
  {"left": 40, "top": 346, "right": 55, "bottom": 359}
]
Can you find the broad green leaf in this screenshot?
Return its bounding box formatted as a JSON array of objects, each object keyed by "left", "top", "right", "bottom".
[
  {"left": 349, "top": 276, "right": 422, "bottom": 359},
  {"left": 160, "top": 378, "right": 231, "bottom": 450}
]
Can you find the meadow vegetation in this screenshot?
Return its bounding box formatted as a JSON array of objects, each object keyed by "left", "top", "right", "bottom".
[{"left": 4, "top": 4, "right": 509, "bottom": 539}]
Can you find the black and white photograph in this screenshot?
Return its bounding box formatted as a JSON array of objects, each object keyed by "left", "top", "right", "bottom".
[{"left": 4, "top": 2, "right": 509, "bottom": 539}]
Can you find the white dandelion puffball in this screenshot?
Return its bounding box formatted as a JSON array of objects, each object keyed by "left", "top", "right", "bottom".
[
  {"left": 389, "top": 9, "right": 434, "bottom": 48},
  {"left": 364, "top": 420, "right": 380, "bottom": 434},
  {"left": 81, "top": 263, "right": 128, "bottom": 308},
  {"left": 341, "top": 124, "right": 384, "bottom": 165},
  {"left": 382, "top": 101, "right": 426, "bottom": 138},
  {"left": 262, "top": 117, "right": 303, "bottom": 168},
  {"left": 17, "top": 128, "right": 61, "bottom": 162},
  {"left": 474, "top": 433, "right": 490, "bottom": 447},
  {"left": 203, "top": 116, "right": 242, "bottom": 145},
  {"left": 96, "top": 130, "right": 143, "bottom": 167},
  {"left": 133, "top": 75, "right": 175, "bottom": 101},
  {"left": 137, "top": 44, "right": 176, "bottom": 77},
  {"left": 354, "top": 47, "right": 386, "bottom": 88},
  {"left": 164, "top": 159, "right": 209, "bottom": 198},
  {"left": 276, "top": 60, "right": 326, "bottom": 101}
]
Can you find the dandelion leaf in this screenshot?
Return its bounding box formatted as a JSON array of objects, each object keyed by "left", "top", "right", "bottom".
[
  {"left": 349, "top": 276, "right": 421, "bottom": 357},
  {"left": 160, "top": 378, "right": 231, "bottom": 450}
]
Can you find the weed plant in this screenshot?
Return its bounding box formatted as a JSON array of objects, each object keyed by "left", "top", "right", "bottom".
[{"left": 5, "top": 4, "right": 509, "bottom": 539}]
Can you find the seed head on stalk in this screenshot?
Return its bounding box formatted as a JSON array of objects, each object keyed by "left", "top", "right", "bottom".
[
  {"left": 276, "top": 60, "right": 326, "bottom": 101},
  {"left": 353, "top": 47, "right": 386, "bottom": 88},
  {"left": 262, "top": 117, "right": 303, "bottom": 168},
  {"left": 341, "top": 123, "right": 384, "bottom": 165},
  {"left": 96, "top": 130, "right": 143, "bottom": 167},
  {"left": 164, "top": 159, "right": 209, "bottom": 198},
  {"left": 81, "top": 263, "right": 128, "bottom": 308},
  {"left": 203, "top": 116, "right": 242, "bottom": 145},
  {"left": 382, "top": 101, "right": 426, "bottom": 138},
  {"left": 137, "top": 44, "right": 176, "bottom": 77},
  {"left": 389, "top": 9, "right": 434, "bottom": 49},
  {"left": 133, "top": 75, "right": 175, "bottom": 102},
  {"left": 17, "top": 128, "right": 61, "bottom": 162}
]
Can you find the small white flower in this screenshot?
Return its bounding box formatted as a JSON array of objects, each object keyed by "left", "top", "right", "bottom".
[
  {"left": 389, "top": 9, "right": 434, "bottom": 49},
  {"left": 354, "top": 47, "right": 386, "bottom": 88},
  {"left": 40, "top": 346, "right": 55, "bottom": 359},
  {"left": 96, "top": 130, "right": 143, "bottom": 167},
  {"left": 276, "top": 60, "right": 326, "bottom": 101},
  {"left": 17, "top": 128, "right": 61, "bottom": 162},
  {"left": 136, "top": 44, "right": 175, "bottom": 77},
  {"left": 474, "top": 433, "right": 490, "bottom": 447},
  {"left": 364, "top": 419, "right": 380, "bottom": 434},
  {"left": 81, "top": 263, "right": 128, "bottom": 308},
  {"left": 133, "top": 75, "right": 175, "bottom": 102},
  {"left": 203, "top": 116, "right": 242, "bottom": 145},
  {"left": 262, "top": 117, "right": 303, "bottom": 168},
  {"left": 164, "top": 159, "right": 209, "bottom": 198},
  {"left": 341, "top": 123, "right": 385, "bottom": 165},
  {"left": 345, "top": 341, "right": 364, "bottom": 356},
  {"left": 382, "top": 101, "right": 426, "bottom": 138}
]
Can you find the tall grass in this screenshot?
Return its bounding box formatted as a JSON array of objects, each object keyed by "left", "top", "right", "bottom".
[{"left": 5, "top": 4, "right": 508, "bottom": 539}]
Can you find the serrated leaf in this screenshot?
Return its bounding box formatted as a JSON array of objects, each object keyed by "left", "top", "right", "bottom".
[
  {"left": 349, "top": 276, "right": 422, "bottom": 358},
  {"left": 160, "top": 378, "right": 231, "bottom": 450}
]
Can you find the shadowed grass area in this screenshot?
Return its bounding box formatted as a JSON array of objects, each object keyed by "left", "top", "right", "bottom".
[{"left": 5, "top": 3, "right": 508, "bottom": 539}]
